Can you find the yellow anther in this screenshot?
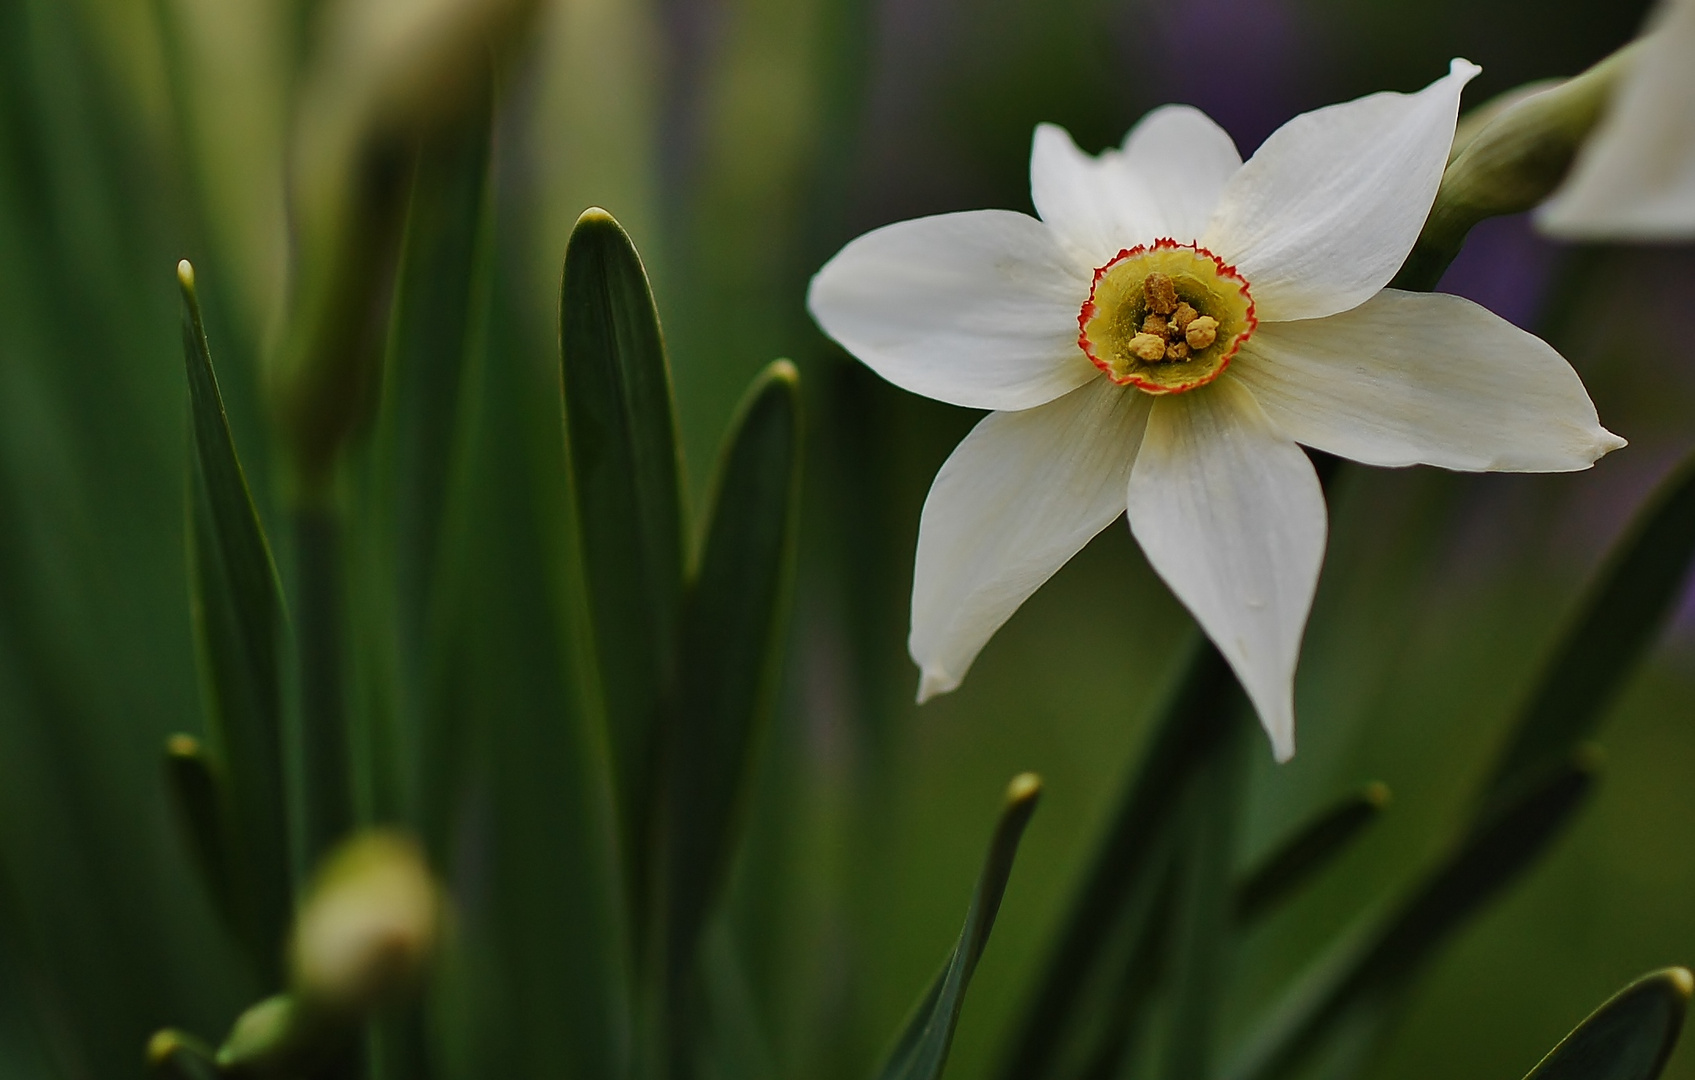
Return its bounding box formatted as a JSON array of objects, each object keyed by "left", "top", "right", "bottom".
[
  {"left": 1143, "top": 273, "right": 1178, "bottom": 315},
  {"left": 1185, "top": 315, "right": 1219, "bottom": 350},
  {"left": 1172, "top": 302, "right": 1198, "bottom": 332},
  {"left": 1129, "top": 333, "right": 1168, "bottom": 361}
]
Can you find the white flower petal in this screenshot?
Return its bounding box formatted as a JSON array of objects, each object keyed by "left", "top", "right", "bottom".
[
  {"left": 1031, "top": 123, "right": 1161, "bottom": 266},
  {"left": 1232, "top": 290, "right": 1625, "bottom": 471},
  {"left": 808, "top": 209, "right": 1099, "bottom": 411},
  {"left": 911, "top": 378, "right": 1151, "bottom": 701},
  {"left": 1204, "top": 58, "right": 1481, "bottom": 322},
  {"left": 1539, "top": 0, "right": 1695, "bottom": 239},
  {"left": 1128, "top": 380, "right": 1326, "bottom": 760},
  {"left": 1120, "top": 105, "right": 1243, "bottom": 244}
]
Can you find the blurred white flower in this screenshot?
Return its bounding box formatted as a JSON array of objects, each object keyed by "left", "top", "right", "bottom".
[
  {"left": 1539, "top": 0, "right": 1695, "bottom": 238},
  {"left": 809, "top": 60, "right": 1623, "bottom": 761}
]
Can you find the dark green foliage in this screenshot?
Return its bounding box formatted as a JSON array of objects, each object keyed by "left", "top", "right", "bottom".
[
  {"left": 665, "top": 361, "right": 804, "bottom": 989},
  {"left": 1235, "top": 783, "right": 1391, "bottom": 926},
  {"left": 162, "top": 735, "right": 237, "bottom": 939},
  {"left": 877, "top": 775, "right": 1043, "bottom": 1080},
  {"left": 558, "top": 208, "right": 687, "bottom": 878},
  {"left": 1484, "top": 452, "right": 1695, "bottom": 812},
  {"left": 1226, "top": 751, "right": 1600, "bottom": 1080},
  {"left": 999, "top": 638, "right": 1241, "bottom": 1080},
  {"left": 180, "top": 263, "right": 291, "bottom": 986},
  {"left": 1521, "top": 969, "right": 1691, "bottom": 1080}
]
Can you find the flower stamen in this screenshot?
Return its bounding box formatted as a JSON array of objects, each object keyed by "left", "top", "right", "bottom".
[{"left": 1077, "top": 241, "right": 1256, "bottom": 394}]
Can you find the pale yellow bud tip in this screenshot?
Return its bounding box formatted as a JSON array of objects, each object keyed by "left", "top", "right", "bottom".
[
  {"left": 146, "top": 1029, "right": 183, "bottom": 1066},
  {"left": 1006, "top": 772, "right": 1043, "bottom": 804},
  {"left": 1669, "top": 967, "right": 1695, "bottom": 998},
  {"left": 176, "top": 259, "right": 194, "bottom": 289}
]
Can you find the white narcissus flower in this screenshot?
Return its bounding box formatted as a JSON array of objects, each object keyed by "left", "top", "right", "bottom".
[
  {"left": 1540, "top": 0, "right": 1695, "bottom": 238},
  {"left": 808, "top": 60, "right": 1625, "bottom": 761}
]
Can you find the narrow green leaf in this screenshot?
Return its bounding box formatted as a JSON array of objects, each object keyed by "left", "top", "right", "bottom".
[
  {"left": 1161, "top": 720, "right": 1249, "bottom": 1080},
  {"left": 179, "top": 260, "right": 291, "bottom": 986},
  {"left": 878, "top": 774, "right": 1044, "bottom": 1080},
  {"left": 1235, "top": 783, "right": 1391, "bottom": 926},
  {"left": 161, "top": 734, "right": 236, "bottom": 935},
  {"left": 1225, "top": 749, "right": 1599, "bottom": 1080},
  {"left": 380, "top": 105, "right": 495, "bottom": 846},
  {"left": 1043, "top": 846, "right": 1176, "bottom": 1080},
  {"left": 664, "top": 361, "right": 803, "bottom": 979},
  {"left": 558, "top": 208, "right": 686, "bottom": 866},
  {"left": 1000, "top": 636, "right": 1238, "bottom": 1080},
  {"left": 1522, "top": 968, "right": 1692, "bottom": 1080},
  {"left": 1483, "top": 452, "right": 1695, "bottom": 811}
]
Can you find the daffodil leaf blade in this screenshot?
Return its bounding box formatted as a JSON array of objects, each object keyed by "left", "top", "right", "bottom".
[
  {"left": 161, "top": 734, "right": 238, "bottom": 939},
  {"left": 1521, "top": 969, "right": 1691, "bottom": 1080},
  {"left": 1000, "top": 636, "right": 1238, "bottom": 1080},
  {"left": 1483, "top": 452, "right": 1695, "bottom": 810},
  {"left": 558, "top": 208, "right": 687, "bottom": 856},
  {"left": 877, "top": 775, "right": 1042, "bottom": 1080},
  {"left": 1235, "top": 782, "right": 1391, "bottom": 926},
  {"left": 665, "top": 360, "right": 802, "bottom": 968},
  {"left": 180, "top": 264, "right": 291, "bottom": 984},
  {"left": 376, "top": 105, "right": 495, "bottom": 843},
  {"left": 1224, "top": 752, "right": 1597, "bottom": 1080},
  {"left": 1160, "top": 717, "right": 1249, "bottom": 1080}
]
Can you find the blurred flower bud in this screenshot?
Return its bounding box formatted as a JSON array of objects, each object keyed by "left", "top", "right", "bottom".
[
  {"left": 273, "top": 0, "right": 540, "bottom": 489},
  {"left": 1540, "top": 0, "right": 1695, "bottom": 238},
  {"left": 289, "top": 830, "right": 443, "bottom": 1015},
  {"left": 215, "top": 994, "right": 321, "bottom": 1075},
  {"left": 1395, "top": 42, "right": 1640, "bottom": 289}
]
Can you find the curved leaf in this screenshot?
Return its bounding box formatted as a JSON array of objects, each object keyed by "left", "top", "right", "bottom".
[
  {"left": 879, "top": 774, "right": 1043, "bottom": 1080},
  {"left": 1235, "top": 783, "right": 1391, "bottom": 926},
  {"left": 558, "top": 208, "right": 686, "bottom": 868},
  {"left": 1483, "top": 453, "right": 1695, "bottom": 812},
  {"left": 1522, "top": 969, "right": 1691, "bottom": 1080},
  {"left": 665, "top": 360, "right": 803, "bottom": 976},
  {"left": 1226, "top": 750, "right": 1599, "bottom": 1080}
]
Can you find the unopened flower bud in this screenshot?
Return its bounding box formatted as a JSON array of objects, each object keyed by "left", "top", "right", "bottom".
[
  {"left": 290, "top": 831, "right": 442, "bottom": 1015},
  {"left": 215, "top": 995, "right": 322, "bottom": 1075},
  {"left": 1396, "top": 41, "right": 1640, "bottom": 289}
]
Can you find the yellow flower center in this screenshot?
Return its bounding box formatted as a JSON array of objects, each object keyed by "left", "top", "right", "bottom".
[{"left": 1077, "top": 241, "right": 1256, "bottom": 394}]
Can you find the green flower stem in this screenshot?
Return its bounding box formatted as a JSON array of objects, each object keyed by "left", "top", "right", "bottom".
[{"left": 291, "top": 501, "right": 356, "bottom": 883}]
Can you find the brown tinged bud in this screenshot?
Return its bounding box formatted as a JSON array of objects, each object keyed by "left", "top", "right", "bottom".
[{"left": 289, "top": 830, "right": 443, "bottom": 1016}]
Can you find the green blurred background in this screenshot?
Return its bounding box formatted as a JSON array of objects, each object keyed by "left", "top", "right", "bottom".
[{"left": 2, "top": 0, "right": 1692, "bottom": 1078}]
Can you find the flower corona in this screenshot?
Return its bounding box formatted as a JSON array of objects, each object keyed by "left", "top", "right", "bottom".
[{"left": 1078, "top": 241, "right": 1256, "bottom": 394}]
